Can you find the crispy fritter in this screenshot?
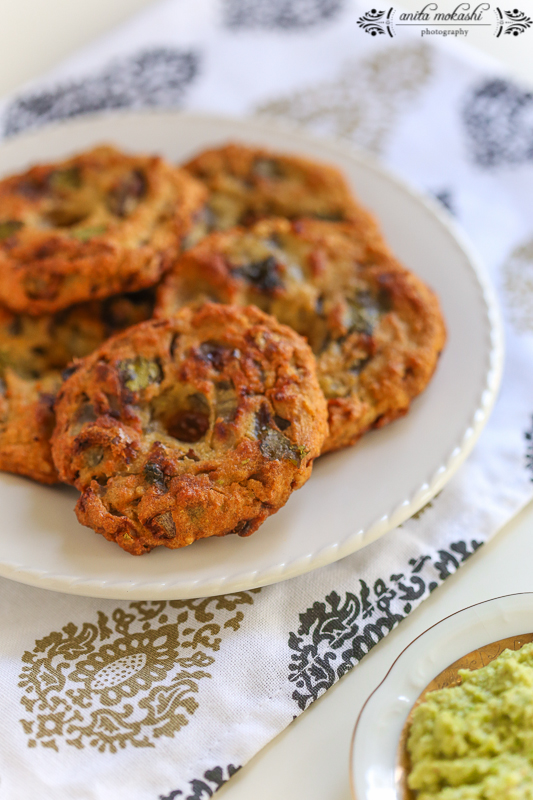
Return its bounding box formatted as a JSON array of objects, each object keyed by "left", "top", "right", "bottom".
[
  {"left": 0, "top": 369, "right": 60, "bottom": 483},
  {"left": 0, "top": 290, "right": 155, "bottom": 483},
  {"left": 183, "top": 142, "right": 363, "bottom": 235},
  {"left": 155, "top": 218, "right": 446, "bottom": 453},
  {"left": 51, "top": 304, "right": 328, "bottom": 554},
  {"left": 0, "top": 145, "right": 206, "bottom": 314}
]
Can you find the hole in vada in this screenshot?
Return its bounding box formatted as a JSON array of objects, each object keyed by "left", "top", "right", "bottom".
[
  {"left": 153, "top": 390, "right": 211, "bottom": 444},
  {"left": 165, "top": 409, "right": 209, "bottom": 443}
]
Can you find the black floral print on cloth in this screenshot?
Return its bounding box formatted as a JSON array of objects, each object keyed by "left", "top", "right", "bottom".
[
  {"left": 223, "top": 0, "right": 344, "bottom": 29},
  {"left": 159, "top": 764, "right": 241, "bottom": 800},
  {"left": 288, "top": 539, "right": 482, "bottom": 710},
  {"left": 462, "top": 79, "right": 533, "bottom": 168},
  {"left": 3, "top": 48, "right": 200, "bottom": 137},
  {"left": 432, "top": 189, "right": 455, "bottom": 216},
  {"left": 256, "top": 44, "right": 431, "bottom": 153},
  {"left": 19, "top": 592, "right": 259, "bottom": 752}
]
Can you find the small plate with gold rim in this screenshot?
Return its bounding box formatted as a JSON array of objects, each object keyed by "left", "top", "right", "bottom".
[{"left": 350, "top": 593, "right": 533, "bottom": 800}]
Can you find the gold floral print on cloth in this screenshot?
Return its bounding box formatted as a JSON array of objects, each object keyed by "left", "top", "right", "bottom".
[
  {"left": 503, "top": 236, "right": 533, "bottom": 334},
  {"left": 399, "top": 491, "right": 442, "bottom": 526},
  {"left": 19, "top": 592, "right": 260, "bottom": 752},
  {"left": 256, "top": 44, "right": 432, "bottom": 153}
]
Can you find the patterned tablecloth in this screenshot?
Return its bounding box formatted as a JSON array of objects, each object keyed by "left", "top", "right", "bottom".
[{"left": 0, "top": 1, "right": 532, "bottom": 797}]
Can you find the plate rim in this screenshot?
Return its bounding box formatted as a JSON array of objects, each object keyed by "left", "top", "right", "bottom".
[
  {"left": 349, "top": 591, "right": 533, "bottom": 799},
  {"left": 0, "top": 110, "right": 505, "bottom": 599}
]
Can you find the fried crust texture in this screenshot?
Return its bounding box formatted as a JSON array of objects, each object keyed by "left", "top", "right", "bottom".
[
  {"left": 0, "top": 368, "right": 60, "bottom": 484},
  {"left": 51, "top": 303, "right": 328, "bottom": 554},
  {"left": 155, "top": 218, "right": 446, "bottom": 453},
  {"left": 0, "top": 145, "right": 206, "bottom": 314},
  {"left": 183, "top": 142, "right": 364, "bottom": 233},
  {"left": 0, "top": 290, "right": 155, "bottom": 483}
]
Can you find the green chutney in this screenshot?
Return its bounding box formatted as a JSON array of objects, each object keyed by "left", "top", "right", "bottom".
[{"left": 407, "top": 642, "right": 533, "bottom": 799}]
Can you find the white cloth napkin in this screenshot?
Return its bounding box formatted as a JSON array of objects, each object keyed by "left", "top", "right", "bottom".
[{"left": 0, "top": 2, "right": 532, "bottom": 797}]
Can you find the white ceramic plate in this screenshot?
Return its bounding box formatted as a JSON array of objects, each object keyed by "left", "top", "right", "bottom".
[
  {"left": 0, "top": 112, "right": 503, "bottom": 599},
  {"left": 350, "top": 593, "right": 533, "bottom": 800}
]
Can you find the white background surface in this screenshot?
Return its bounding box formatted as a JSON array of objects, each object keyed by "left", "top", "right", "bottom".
[{"left": 1, "top": 3, "right": 532, "bottom": 799}]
